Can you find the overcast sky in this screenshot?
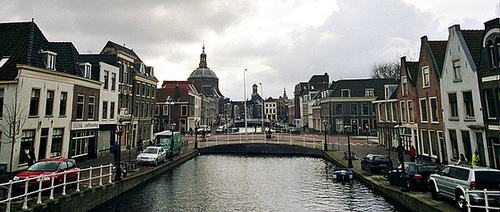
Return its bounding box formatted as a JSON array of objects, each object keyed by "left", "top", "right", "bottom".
[{"left": 1, "top": 0, "right": 498, "bottom": 100}]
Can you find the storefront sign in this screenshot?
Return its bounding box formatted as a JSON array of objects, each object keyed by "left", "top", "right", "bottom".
[{"left": 72, "top": 121, "right": 99, "bottom": 130}]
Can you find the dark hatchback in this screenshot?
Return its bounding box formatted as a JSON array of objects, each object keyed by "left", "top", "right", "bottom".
[
  {"left": 388, "top": 162, "right": 440, "bottom": 190},
  {"left": 361, "top": 154, "right": 393, "bottom": 174}
]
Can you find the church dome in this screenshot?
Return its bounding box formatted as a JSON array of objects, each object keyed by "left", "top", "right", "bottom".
[
  {"left": 189, "top": 67, "right": 218, "bottom": 79},
  {"left": 188, "top": 44, "right": 218, "bottom": 79}
]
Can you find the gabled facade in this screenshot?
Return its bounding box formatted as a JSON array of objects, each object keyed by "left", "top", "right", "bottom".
[
  {"left": 98, "top": 41, "right": 158, "bottom": 148},
  {"left": 156, "top": 81, "right": 201, "bottom": 132},
  {"left": 415, "top": 37, "right": 447, "bottom": 163},
  {"left": 440, "top": 25, "right": 487, "bottom": 165},
  {"left": 396, "top": 57, "right": 420, "bottom": 154},
  {"left": 323, "top": 78, "right": 396, "bottom": 135},
  {"left": 477, "top": 18, "right": 500, "bottom": 168},
  {"left": 0, "top": 21, "right": 107, "bottom": 171}
]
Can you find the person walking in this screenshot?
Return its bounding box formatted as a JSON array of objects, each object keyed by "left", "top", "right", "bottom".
[
  {"left": 136, "top": 139, "right": 143, "bottom": 154},
  {"left": 472, "top": 151, "right": 480, "bottom": 166},
  {"left": 113, "top": 140, "right": 120, "bottom": 166},
  {"left": 457, "top": 153, "right": 467, "bottom": 164},
  {"left": 26, "top": 147, "right": 36, "bottom": 167},
  {"left": 409, "top": 146, "right": 416, "bottom": 162}
]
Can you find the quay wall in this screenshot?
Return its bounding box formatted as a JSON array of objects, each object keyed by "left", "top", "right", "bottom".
[
  {"left": 27, "top": 149, "right": 198, "bottom": 212},
  {"left": 24, "top": 144, "right": 454, "bottom": 212}
]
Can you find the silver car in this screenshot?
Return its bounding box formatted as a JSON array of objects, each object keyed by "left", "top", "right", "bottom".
[
  {"left": 428, "top": 164, "right": 500, "bottom": 210},
  {"left": 137, "top": 147, "right": 167, "bottom": 166}
]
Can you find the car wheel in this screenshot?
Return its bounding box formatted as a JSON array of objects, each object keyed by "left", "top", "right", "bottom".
[
  {"left": 430, "top": 183, "right": 439, "bottom": 200},
  {"left": 456, "top": 192, "right": 467, "bottom": 211},
  {"left": 154, "top": 159, "right": 158, "bottom": 166},
  {"left": 406, "top": 179, "right": 412, "bottom": 190}
]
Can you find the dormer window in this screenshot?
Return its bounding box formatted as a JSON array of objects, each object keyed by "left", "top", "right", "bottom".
[
  {"left": 0, "top": 56, "right": 9, "bottom": 68},
  {"left": 79, "top": 62, "right": 92, "bottom": 79},
  {"left": 341, "top": 89, "right": 350, "bottom": 97},
  {"left": 365, "top": 88, "right": 374, "bottom": 97},
  {"left": 41, "top": 51, "right": 56, "bottom": 70}
]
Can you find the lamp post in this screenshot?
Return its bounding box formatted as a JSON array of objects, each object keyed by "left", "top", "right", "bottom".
[
  {"left": 115, "top": 125, "right": 124, "bottom": 181},
  {"left": 345, "top": 125, "right": 353, "bottom": 168},
  {"left": 194, "top": 120, "right": 199, "bottom": 149},
  {"left": 243, "top": 69, "right": 248, "bottom": 141},
  {"left": 323, "top": 119, "right": 328, "bottom": 151},
  {"left": 259, "top": 83, "right": 264, "bottom": 132}
]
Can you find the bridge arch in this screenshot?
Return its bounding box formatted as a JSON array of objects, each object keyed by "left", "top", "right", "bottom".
[{"left": 198, "top": 143, "right": 324, "bottom": 156}]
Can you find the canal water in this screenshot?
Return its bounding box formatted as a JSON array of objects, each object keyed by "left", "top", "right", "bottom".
[{"left": 94, "top": 155, "right": 399, "bottom": 211}]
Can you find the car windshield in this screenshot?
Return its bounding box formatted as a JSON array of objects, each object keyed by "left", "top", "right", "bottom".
[
  {"left": 27, "top": 161, "right": 60, "bottom": 172},
  {"left": 416, "top": 166, "right": 439, "bottom": 173},
  {"left": 143, "top": 148, "right": 158, "bottom": 154},
  {"left": 373, "top": 156, "right": 390, "bottom": 162}
]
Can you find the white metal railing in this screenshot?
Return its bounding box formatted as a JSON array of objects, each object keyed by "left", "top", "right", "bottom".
[
  {"left": 0, "top": 163, "right": 114, "bottom": 212},
  {"left": 466, "top": 188, "right": 500, "bottom": 212},
  {"left": 199, "top": 133, "right": 325, "bottom": 149}
]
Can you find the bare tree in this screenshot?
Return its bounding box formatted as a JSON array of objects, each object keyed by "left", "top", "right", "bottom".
[
  {"left": 0, "top": 81, "right": 29, "bottom": 178},
  {"left": 371, "top": 62, "right": 401, "bottom": 80}
]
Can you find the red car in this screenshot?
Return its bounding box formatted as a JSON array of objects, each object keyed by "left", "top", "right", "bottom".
[{"left": 13, "top": 158, "right": 79, "bottom": 185}]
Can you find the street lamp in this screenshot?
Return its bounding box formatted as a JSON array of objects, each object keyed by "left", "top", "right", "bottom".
[
  {"left": 395, "top": 125, "right": 408, "bottom": 192},
  {"left": 345, "top": 125, "right": 353, "bottom": 168},
  {"left": 115, "top": 124, "right": 124, "bottom": 181},
  {"left": 259, "top": 83, "right": 264, "bottom": 132},
  {"left": 322, "top": 119, "right": 328, "bottom": 151},
  {"left": 194, "top": 120, "right": 199, "bottom": 149}
]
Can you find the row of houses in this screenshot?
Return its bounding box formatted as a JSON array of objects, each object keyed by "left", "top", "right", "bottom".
[
  {"left": 0, "top": 21, "right": 157, "bottom": 173},
  {"left": 373, "top": 18, "right": 500, "bottom": 168},
  {"left": 291, "top": 18, "right": 500, "bottom": 169}
]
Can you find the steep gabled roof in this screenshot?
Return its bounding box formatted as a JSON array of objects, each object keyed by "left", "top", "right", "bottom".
[
  {"left": 405, "top": 61, "right": 420, "bottom": 87},
  {"left": 427, "top": 40, "right": 448, "bottom": 75},
  {"left": 51, "top": 42, "right": 82, "bottom": 77},
  {"left": 100, "top": 40, "right": 142, "bottom": 62},
  {"left": 461, "top": 30, "right": 484, "bottom": 67},
  {"left": 0, "top": 21, "right": 52, "bottom": 80}
]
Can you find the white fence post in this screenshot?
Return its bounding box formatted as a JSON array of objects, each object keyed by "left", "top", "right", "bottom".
[
  {"left": 22, "top": 178, "right": 29, "bottom": 209},
  {"left": 99, "top": 165, "right": 104, "bottom": 186},
  {"left": 89, "top": 167, "right": 93, "bottom": 189},
  {"left": 109, "top": 163, "right": 113, "bottom": 184},
  {"left": 62, "top": 171, "right": 67, "bottom": 196}
]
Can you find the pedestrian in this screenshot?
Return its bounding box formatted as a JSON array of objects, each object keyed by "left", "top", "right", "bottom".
[
  {"left": 396, "top": 140, "right": 404, "bottom": 163},
  {"left": 472, "top": 151, "right": 480, "bottom": 166},
  {"left": 189, "top": 127, "right": 193, "bottom": 136},
  {"left": 113, "top": 140, "right": 120, "bottom": 165},
  {"left": 457, "top": 153, "right": 467, "bottom": 164},
  {"left": 409, "top": 145, "right": 416, "bottom": 162},
  {"left": 26, "top": 147, "right": 36, "bottom": 167},
  {"left": 136, "top": 139, "right": 143, "bottom": 154}
]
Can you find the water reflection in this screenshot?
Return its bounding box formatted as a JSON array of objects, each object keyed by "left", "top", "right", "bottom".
[{"left": 94, "top": 155, "right": 397, "bottom": 211}]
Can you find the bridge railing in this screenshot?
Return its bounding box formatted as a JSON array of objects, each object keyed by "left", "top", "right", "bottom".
[
  {"left": 198, "top": 133, "right": 325, "bottom": 149},
  {"left": 0, "top": 163, "right": 114, "bottom": 212}
]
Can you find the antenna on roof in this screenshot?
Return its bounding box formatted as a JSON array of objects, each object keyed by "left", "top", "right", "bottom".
[{"left": 31, "top": 18, "right": 34, "bottom": 22}]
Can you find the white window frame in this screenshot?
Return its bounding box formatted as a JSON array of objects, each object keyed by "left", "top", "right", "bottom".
[
  {"left": 422, "top": 66, "right": 430, "bottom": 88},
  {"left": 402, "top": 76, "right": 408, "bottom": 96},
  {"left": 453, "top": 60, "right": 462, "bottom": 81},
  {"left": 420, "top": 98, "right": 428, "bottom": 123},
  {"left": 429, "top": 97, "right": 439, "bottom": 123},
  {"left": 41, "top": 51, "right": 57, "bottom": 70}
]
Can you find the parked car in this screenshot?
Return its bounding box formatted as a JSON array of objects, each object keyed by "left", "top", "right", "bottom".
[
  {"left": 197, "top": 125, "right": 211, "bottom": 134},
  {"left": 137, "top": 146, "right": 167, "bottom": 165},
  {"left": 13, "top": 159, "right": 79, "bottom": 185},
  {"left": 387, "top": 162, "right": 439, "bottom": 190},
  {"left": 428, "top": 164, "right": 500, "bottom": 210},
  {"left": 216, "top": 126, "right": 226, "bottom": 134},
  {"left": 289, "top": 127, "right": 300, "bottom": 134},
  {"left": 360, "top": 154, "right": 393, "bottom": 174}
]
